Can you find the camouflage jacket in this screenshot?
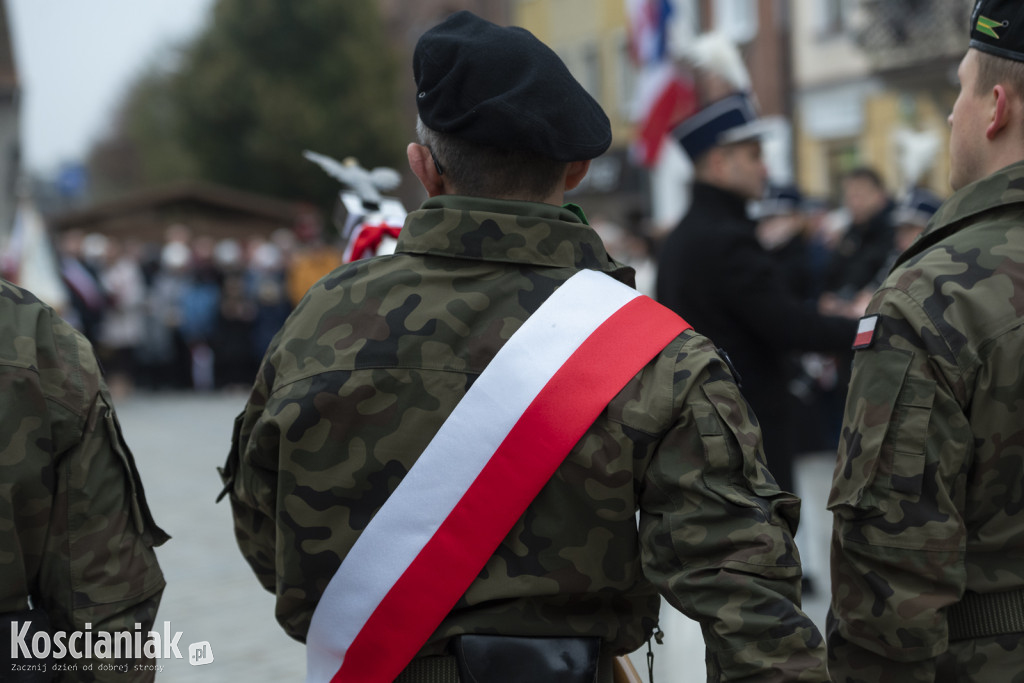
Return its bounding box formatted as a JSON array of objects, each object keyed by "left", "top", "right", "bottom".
[
  {"left": 0, "top": 281, "right": 168, "bottom": 682},
  {"left": 828, "top": 160, "right": 1024, "bottom": 682},
  {"left": 221, "top": 195, "right": 828, "bottom": 680}
]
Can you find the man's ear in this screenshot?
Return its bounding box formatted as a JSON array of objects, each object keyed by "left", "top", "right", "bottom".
[
  {"left": 407, "top": 143, "right": 445, "bottom": 197},
  {"left": 563, "top": 160, "right": 592, "bottom": 192},
  {"left": 987, "top": 84, "right": 1012, "bottom": 140}
]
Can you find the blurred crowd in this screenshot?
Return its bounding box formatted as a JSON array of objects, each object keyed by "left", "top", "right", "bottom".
[
  {"left": 56, "top": 221, "right": 342, "bottom": 398},
  {"left": 45, "top": 162, "right": 940, "bottom": 413}
]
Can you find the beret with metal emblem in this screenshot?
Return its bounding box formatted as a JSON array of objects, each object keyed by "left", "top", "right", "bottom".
[
  {"left": 970, "top": 0, "right": 1024, "bottom": 63},
  {"left": 413, "top": 10, "right": 611, "bottom": 162}
]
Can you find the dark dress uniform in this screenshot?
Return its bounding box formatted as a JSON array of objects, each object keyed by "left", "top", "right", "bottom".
[{"left": 656, "top": 181, "right": 857, "bottom": 493}]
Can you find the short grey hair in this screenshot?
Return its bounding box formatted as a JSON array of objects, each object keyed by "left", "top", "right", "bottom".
[{"left": 416, "top": 118, "right": 569, "bottom": 201}]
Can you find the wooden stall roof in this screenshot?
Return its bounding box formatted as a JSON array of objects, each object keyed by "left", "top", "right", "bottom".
[{"left": 48, "top": 182, "right": 316, "bottom": 243}]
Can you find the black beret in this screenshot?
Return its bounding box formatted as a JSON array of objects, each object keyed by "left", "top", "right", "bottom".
[
  {"left": 413, "top": 10, "right": 611, "bottom": 162},
  {"left": 970, "top": 0, "right": 1024, "bottom": 62}
]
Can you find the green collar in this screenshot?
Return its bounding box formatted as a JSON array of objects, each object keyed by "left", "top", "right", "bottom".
[
  {"left": 896, "top": 159, "right": 1024, "bottom": 269},
  {"left": 396, "top": 195, "right": 628, "bottom": 277}
]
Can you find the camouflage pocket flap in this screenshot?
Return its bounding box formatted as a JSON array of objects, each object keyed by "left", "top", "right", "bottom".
[
  {"left": 105, "top": 408, "right": 170, "bottom": 546},
  {"left": 698, "top": 379, "right": 779, "bottom": 506},
  {"left": 828, "top": 348, "right": 913, "bottom": 511},
  {"left": 886, "top": 377, "right": 935, "bottom": 495},
  {"left": 892, "top": 377, "right": 935, "bottom": 454}
]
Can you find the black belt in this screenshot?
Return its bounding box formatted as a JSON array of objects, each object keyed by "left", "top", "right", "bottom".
[
  {"left": 948, "top": 588, "right": 1024, "bottom": 641},
  {"left": 394, "top": 656, "right": 460, "bottom": 683},
  {"left": 394, "top": 639, "right": 617, "bottom": 683}
]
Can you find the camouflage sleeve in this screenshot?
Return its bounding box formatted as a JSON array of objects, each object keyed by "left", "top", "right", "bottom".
[
  {"left": 1, "top": 303, "right": 168, "bottom": 682},
  {"left": 219, "top": 364, "right": 279, "bottom": 599},
  {"left": 639, "top": 334, "right": 828, "bottom": 681},
  {"left": 827, "top": 287, "right": 968, "bottom": 682}
]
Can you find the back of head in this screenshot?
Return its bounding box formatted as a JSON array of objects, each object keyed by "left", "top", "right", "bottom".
[
  {"left": 946, "top": 2, "right": 1024, "bottom": 189},
  {"left": 971, "top": 0, "right": 1024, "bottom": 105},
  {"left": 968, "top": 2, "right": 1024, "bottom": 127},
  {"left": 413, "top": 11, "right": 611, "bottom": 200},
  {"left": 415, "top": 120, "right": 568, "bottom": 200}
]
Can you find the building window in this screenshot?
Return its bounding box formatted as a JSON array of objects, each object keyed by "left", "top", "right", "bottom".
[
  {"left": 714, "top": 0, "right": 758, "bottom": 44},
  {"left": 817, "top": 0, "right": 850, "bottom": 37}
]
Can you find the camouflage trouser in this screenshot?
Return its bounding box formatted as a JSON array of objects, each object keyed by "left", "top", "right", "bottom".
[{"left": 935, "top": 638, "right": 1024, "bottom": 683}]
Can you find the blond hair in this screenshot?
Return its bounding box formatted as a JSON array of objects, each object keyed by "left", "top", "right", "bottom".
[{"left": 974, "top": 49, "right": 1024, "bottom": 98}]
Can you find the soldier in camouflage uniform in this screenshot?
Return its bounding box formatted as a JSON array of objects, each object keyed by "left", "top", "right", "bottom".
[
  {"left": 219, "top": 10, "right": 827, "bottom": 681},
  {"left": 0, "top": 280, "right": 168, "bottom": 682},
  {"left": 828, "top": 2, "right": 1024, "bottom": 680}
]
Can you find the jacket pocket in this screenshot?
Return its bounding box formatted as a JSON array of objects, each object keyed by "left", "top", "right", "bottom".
[
  {"left": 888, "top": 376, "right": 934, "bottom": 495},
  {"left": 698, "top": 379, "right": 788, "bottom": 511},
  {"left": 828, "top": 348, "right": 934, "bottom": 511},
  {"left": 105, "top": 407, "right": 170, "bottom": 546}
]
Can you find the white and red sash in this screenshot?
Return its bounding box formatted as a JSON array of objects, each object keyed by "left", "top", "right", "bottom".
[{"left": 305, "top": 269, "right": 690, "bottom": 682}]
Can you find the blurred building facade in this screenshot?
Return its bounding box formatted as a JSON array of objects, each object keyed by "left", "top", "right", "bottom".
[
  {"left": 376, "top": 1, "right": 812, "bottom": 232},
  {"left": 415, "top": 0, "right": 969, "bottom": 223},
  {"left": 509, "top": 0, "right": 797, "bottom": 232},
  {"left": 792, "top": 0, "right": 970, "bottom": 202}
]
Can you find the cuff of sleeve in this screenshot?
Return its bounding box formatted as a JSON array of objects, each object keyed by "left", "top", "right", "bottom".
[
  {"left": 712, "top": 628, "right": 828, "bottom": 681},
  {"left": 827, "top": 638, "right": 934, "bottom": 683}
]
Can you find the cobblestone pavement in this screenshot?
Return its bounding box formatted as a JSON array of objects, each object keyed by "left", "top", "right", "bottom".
[
  {"left": 115, "top": 391, "right": 833, "bottom": 682},
  {"left": 115, "top": 391, "right": 305, "bottom": 682}
]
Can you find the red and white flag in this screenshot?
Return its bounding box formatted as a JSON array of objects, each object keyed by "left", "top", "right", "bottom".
[
  {"left": 625, "top": 0, "right": 696, "bottom": 166},
  {"left": 631, "top": 63, "right": 695, "bottom": 167},
  {"left": 853, "top": 315, "right": 879, "bottom": 350}
]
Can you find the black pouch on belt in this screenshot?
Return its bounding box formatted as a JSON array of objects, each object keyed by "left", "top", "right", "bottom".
[{"left": 451, "top": 634, "right": 600, "bottom": 683}]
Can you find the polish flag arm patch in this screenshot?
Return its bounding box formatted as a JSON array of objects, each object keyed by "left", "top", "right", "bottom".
[{"left": 852, "top": 315, "right": 879, "bottom": 350}]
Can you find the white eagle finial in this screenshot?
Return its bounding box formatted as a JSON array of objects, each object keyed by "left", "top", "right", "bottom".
[{"left": 302, "top": 150, "right": 401, "bottom": 207}]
